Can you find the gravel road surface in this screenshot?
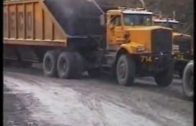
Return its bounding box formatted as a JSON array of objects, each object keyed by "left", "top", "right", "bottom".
[{"left": 3, "top": 65, "right": 193, "bottom": 126}]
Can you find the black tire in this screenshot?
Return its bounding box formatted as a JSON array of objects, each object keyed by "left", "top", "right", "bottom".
[
  {"left": 182, "top": 61, "right": 193, "bottom": 99},
  {"left": 88, "top": 68, "right": 100, "bottom": 78},
  {"left": 43, "top": 51, "right": 58, "bottom": 77},
  {"left": 116, "top": 54, "right": 135, "bottom": 86},
  {"left": 57, "top": 52, "right": 83, "bottom": 79},
  {"left": 154, "top": 63, "right": 173, "bottom": 87}
]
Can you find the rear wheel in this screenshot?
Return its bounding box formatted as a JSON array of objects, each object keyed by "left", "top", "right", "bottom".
[
  {"left": 182, "top": 61, "right": 193, "bottom": 99},
  {"left": 43, "top": 51, "right": 58, "bottom": 77},
  {"left": 116, "top": 54, "right": 135, "bottom": 86},
  {"left": 154, "top": 64, "right": 173, "bottom": 87},
  {"left": 57, "top": 52, "right": 83, "bottom": 79}
]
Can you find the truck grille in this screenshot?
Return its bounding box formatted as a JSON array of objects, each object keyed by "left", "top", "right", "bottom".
[{"left": 151, "top": 29, "right": 172, "bottom": 53}]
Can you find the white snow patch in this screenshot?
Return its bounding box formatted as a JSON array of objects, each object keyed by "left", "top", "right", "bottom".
[{"left": 4, "top": 75, "right": 187, "bottom": 126}]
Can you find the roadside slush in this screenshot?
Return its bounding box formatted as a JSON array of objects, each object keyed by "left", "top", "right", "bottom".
[{"left": 3, "top": 86, "right": 38, "bottom": 126}]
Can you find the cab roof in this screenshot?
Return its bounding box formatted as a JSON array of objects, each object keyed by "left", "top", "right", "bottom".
[
  {"left": 107, "top": 8, "right": 153, "bottom": 15},
  {"left": 153, "top": 18, "right": 179, "bottom": 24},
  {"left": 123, "top": 10, "right": 153, "bottom": 15}
]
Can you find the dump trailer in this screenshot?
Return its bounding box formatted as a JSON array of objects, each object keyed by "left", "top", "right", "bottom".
[
  {"left": 153, "top": 18, "right": 193, "bottom": 77},
  {"left": 4, "top": 0, "right": 174, "bottom": 86}
]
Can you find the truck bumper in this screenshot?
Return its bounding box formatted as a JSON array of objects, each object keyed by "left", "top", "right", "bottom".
[{"left": 136, "top": 53, "right": 173, "bottom": 74}]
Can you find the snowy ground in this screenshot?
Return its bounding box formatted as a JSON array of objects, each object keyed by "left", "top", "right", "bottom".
[{"left": 3, "top": 65, "right": 193, "bottom": 126}]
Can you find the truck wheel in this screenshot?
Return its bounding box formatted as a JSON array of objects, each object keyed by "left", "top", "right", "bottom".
[
  {"left": 57, "top": 52, "right": 83, "bottom": 78},
  {"left": 43, "top": 51, "right": 58, "bottom": 77},
  {"left": 182, "top": 61, "right": 193, "bottom": 99},
  {"left": 116, "top": 54, "right": 135, "bottom": 86},
  {"left": 154, "top": 64, "right": 173, "bottom": 87}
]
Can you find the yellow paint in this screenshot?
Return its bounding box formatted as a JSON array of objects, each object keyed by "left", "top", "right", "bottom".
[
  {"left": 4, "top": 0, "right": 68, "bottom": 47},
  {"left": 173, "top": 32, "right": 191, "bottom": 43},
  {"left": 172, "top": 32, "right": 193, "bottom": 57},
  {"left": 120, "top": 42, "right": 146, "bottom": 54}
]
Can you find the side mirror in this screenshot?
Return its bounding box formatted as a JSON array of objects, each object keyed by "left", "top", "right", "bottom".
[{"left": 100, "top": 14, "right": 105, "bottom": 26}]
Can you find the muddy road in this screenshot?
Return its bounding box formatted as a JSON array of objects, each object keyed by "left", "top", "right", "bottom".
[{"left": 3, "top": 65, "right": 193, "bottom": 126}]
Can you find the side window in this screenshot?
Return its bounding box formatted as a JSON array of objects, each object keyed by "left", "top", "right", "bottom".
[{"left": 111, "top": 16, "right": 121, "bottom": 26}]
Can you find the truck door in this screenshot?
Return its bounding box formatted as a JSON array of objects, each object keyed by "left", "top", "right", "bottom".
[{"left": 109, "top": 15, "right": 125, "bottom": 45}]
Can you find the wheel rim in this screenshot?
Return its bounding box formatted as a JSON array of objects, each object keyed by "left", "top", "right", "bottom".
[
  {"left": 45, "top": 57, "right": 53, "bottom": 72},
  {"left": 118, "top": 61, "right": 126, "bottom": 78},
  {"left": 117, "top": 59, "right": 128, "bottom": 83},
  {"left": 59, "top": 57, "right": 68, "bottom": 74}
]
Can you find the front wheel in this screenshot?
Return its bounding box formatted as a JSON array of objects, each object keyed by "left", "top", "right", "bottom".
[
  {"left": 182, "top": 61, "right": 193, "bottom": 99},
  {"left": 116, "top": 54, "right": 135, "bottom": 86},
  {"left": 154, "top": 64, "right": 173, "bottom": 87}
]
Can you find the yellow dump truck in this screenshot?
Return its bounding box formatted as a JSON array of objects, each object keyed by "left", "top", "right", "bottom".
[
  {"left": 4, "top": 0, "right": 174, "bottom": 86},
  {"left": 153, "top": 17, "right": 193, "bottom": 77}
]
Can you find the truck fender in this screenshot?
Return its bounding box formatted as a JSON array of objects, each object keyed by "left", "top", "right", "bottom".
[
  {"left": 118, "top": 42, "right": 145, "bottom": 55},
  {"left": 115, "top": 42, "right": 143, "bottom": 63}
]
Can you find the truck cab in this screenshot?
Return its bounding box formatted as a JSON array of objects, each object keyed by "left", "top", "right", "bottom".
[
  {"left": 153, "top": 17, "right": 193, "bottom": 77},
  {"left": 99, "top": 8, "right": 174, "bottom": 86},
  {"left": 106, "top": 8, "right": 154, "bottom": 51},
  {"left": 105, "top": 8, "right": 172, "bottom": 54}
]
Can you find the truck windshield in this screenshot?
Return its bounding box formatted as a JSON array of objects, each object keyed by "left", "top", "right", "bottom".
[{"left": 123, "top": 14, "right": 152, "bottom": 26}]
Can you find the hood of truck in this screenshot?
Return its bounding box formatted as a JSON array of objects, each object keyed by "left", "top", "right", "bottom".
[
  {"left": 123, "top": 26, "right": 172, "bottom": 52},
  {"left": 173, "top": 32, "right": 191, "bottom": 42}
]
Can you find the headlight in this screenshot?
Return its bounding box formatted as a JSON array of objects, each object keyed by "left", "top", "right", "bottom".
[{"left": 136, "top": 47, "right": 145, "bottom": 52}]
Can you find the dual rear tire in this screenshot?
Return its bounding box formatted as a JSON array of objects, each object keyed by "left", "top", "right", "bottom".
[
  {"left": 43, "top": 51, "right": 58, "bottom": 77},
  {"left": 43, "top": 51, "right": 83, "bottom": 78}
]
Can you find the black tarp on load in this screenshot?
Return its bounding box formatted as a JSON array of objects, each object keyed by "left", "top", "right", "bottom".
[
  {"left": 44, "top": 0, "right": 138, "bottom": 37},
  {"left": 44, "top": 0, "right": 104, "bottom": 37}
]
